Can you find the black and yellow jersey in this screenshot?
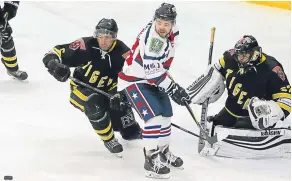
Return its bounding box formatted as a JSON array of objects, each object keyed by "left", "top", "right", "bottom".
[
  {"left": 216, "top": 49, "right": 291, "bottom": 118},
  {"left": 50, "top": 37, "right": 130, "bottom": 93}
]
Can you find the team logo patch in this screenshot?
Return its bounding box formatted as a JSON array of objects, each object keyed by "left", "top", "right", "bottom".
[
  {"left": 122, "top": 51, "right": 130, "bottom": 59},
  {"left": 69, "top": 39, "right": 86, "bottom": 50},
  {"left": 149, "top": 38, "right": 164, "bottom": 54},
  {"left": 272, "top": 66, "right": 286, "bottom": 81}
]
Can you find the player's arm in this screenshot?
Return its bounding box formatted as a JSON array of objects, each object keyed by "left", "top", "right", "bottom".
[
  {"left": 42, "top": 38, "right": 88, "bottom": 82},
  {"left": 248, "top": 65, "right": 290, "bottom": 130},
  {"left": 44, "top": 38, "right": 89, "bottom": 67},
  {"left": 269, "top": 67, "right": 291, "bottom": 117}
]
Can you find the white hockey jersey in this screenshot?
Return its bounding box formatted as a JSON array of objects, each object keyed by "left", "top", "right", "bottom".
[{"left": 117, "top": 20, "right": 179, "bottom": 91}]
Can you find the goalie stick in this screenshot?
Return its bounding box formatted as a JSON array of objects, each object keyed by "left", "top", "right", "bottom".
[
  {"left": 168, "top": 72, "right": 228, "bottom": 144},
  {"left": 197, "top": 27, "right": 229, "bottom": 151}
]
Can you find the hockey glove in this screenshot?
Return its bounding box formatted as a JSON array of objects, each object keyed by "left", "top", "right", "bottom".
[
  {"left": 110, "top": 92, "right": 127, "bottom": 111},
  {"left": 248, "top": 97, "right": 285, "bottom": 130},
  {"left": 43, "top": 54, "right": 70, "bottom": 82},
  {"left": 166, "top": 82, "right": 191, "bottom": 106}
]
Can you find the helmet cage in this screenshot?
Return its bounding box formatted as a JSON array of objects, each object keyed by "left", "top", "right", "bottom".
[{"left": 93, "top": 28, "right": 117, "bottom": 39}]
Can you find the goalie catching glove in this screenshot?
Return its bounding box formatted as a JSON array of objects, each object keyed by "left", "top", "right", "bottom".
[
  {"left": 248, "top": 97, "right": 285, "bottom": 130},
  {"left": 186, "top": 65, "right": 225, "bottom": 104}
]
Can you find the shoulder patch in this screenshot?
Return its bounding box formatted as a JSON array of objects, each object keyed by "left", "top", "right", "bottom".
[
  {"left": 272, "top": 66, "right": 286, "bottom": 81},
  {"left": 122, "top": 50, "right": 130, "bottom": 59},
  {"left": 69, "top": 38, "right": 86, "bottom": 50},
  {"left": 149, "top": 38, "right": 164, "bottom": 54}
]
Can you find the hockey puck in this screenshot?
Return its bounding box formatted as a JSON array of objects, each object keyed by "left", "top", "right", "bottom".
[{"left": 4, "top": 176, "right": 13, "bottom": 180}]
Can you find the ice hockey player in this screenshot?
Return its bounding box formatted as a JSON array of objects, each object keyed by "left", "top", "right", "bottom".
[
  {"left": 111, "top": 3, "right": 190, "bottom": 179},
  {"left": 42, "top": 18, "right": 142, "bottom": 157},
  {"left": 187, "top": 35, "right": 291, "bottom": 158},
  {"left": 0, "top": 1, "right": 27, "bottom": 80}
]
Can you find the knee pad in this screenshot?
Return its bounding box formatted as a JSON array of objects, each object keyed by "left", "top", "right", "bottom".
[{"left": 84, "top": 93, "right": 106, "bottom": 121}]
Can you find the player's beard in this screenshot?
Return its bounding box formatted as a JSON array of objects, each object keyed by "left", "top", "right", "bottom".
[{"left": 158, "top": 30, "right": 168, "bottom": 38}]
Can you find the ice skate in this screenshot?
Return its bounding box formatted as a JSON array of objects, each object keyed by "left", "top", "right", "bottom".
[
  {"left": 7, "top": 69, "right": 28, "bottom": 81},
  {"left": 104, "top": 138, "right": 123, "bottom": 158},
  {"left": 144, "top": 148, "right": 170, "bottom": 179},
  {"left": 160, "top": 145, "right": 184, "bottom": 169}
]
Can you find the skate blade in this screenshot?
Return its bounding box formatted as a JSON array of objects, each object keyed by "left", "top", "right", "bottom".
[
  {"left": 115, "top": 152, "right": 123, "bottom": 158},
  {"left": 169, "top": 163, "right": 184, "bottom": 170},
  {"left": 9, "top": 75, "right": 28, "bottom": 82},
  {"left": 8, "top": 72, "right": 28, "bottom": 81},
  {"left": 145, "top": 171, "right": 170, "bottom": 179},
  {"left": 173, "top": 165, "right": 184, "bottom": 170}
]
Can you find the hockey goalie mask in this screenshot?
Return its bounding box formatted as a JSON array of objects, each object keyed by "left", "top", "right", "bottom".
[{"left": 234, "top": 35, "right": 262, "bottom": 69}]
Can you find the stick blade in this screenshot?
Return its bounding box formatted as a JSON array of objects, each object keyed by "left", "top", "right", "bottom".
[{"left": 208, "top": 129, "right": 229, "bottom": 144}]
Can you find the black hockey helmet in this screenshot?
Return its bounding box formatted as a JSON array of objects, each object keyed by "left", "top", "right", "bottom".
[
  {"left": 94, "top": 18, "right": 118, "bottom": 38},
  {"left": 154, "top": 3, "right": 177, "bottom": 22},
  {"left": 234, "top": 35, "right": 262, "bottom": 67}
]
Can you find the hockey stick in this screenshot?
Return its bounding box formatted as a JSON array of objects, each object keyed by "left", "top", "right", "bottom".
[
  {"left": 198, "top": 27, "right": 226, "bottom": 151},
  {"left": 69, "top": 76, "right": 113, "bottom": 98},
  {"left": 167, "top": 73, "right": 226, "bottom": 144},
  {"left": 171, "top": 123, "right": 208, "bottom": 141},
  {"left": 183, "top": 101, "right": 227, "bottom": 144},
  {"left": 69, "top": 76, "right": 210, "bottom": 141}
]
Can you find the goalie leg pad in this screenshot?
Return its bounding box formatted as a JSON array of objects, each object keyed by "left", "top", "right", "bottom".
[{"left": 214, "top": 126, "right": 291, "bottom": 159}]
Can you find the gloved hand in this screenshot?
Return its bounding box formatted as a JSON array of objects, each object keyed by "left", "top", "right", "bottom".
[
  {"left": 43, "top": 53, "right": 70, "bottom": 82},
  {"left": 110, "top": 92, "right": 127, "bottom": 111},
  {"left": 166, "top": 82, "right": 191, "bottom": 106},
  {"left": 248, "top": 97, "right": 285, "bottom": 130}
]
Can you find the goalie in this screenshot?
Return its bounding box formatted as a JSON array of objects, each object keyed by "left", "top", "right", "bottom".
[{"left": 187, "top": 35, "right": 291, "bottom": 158}]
